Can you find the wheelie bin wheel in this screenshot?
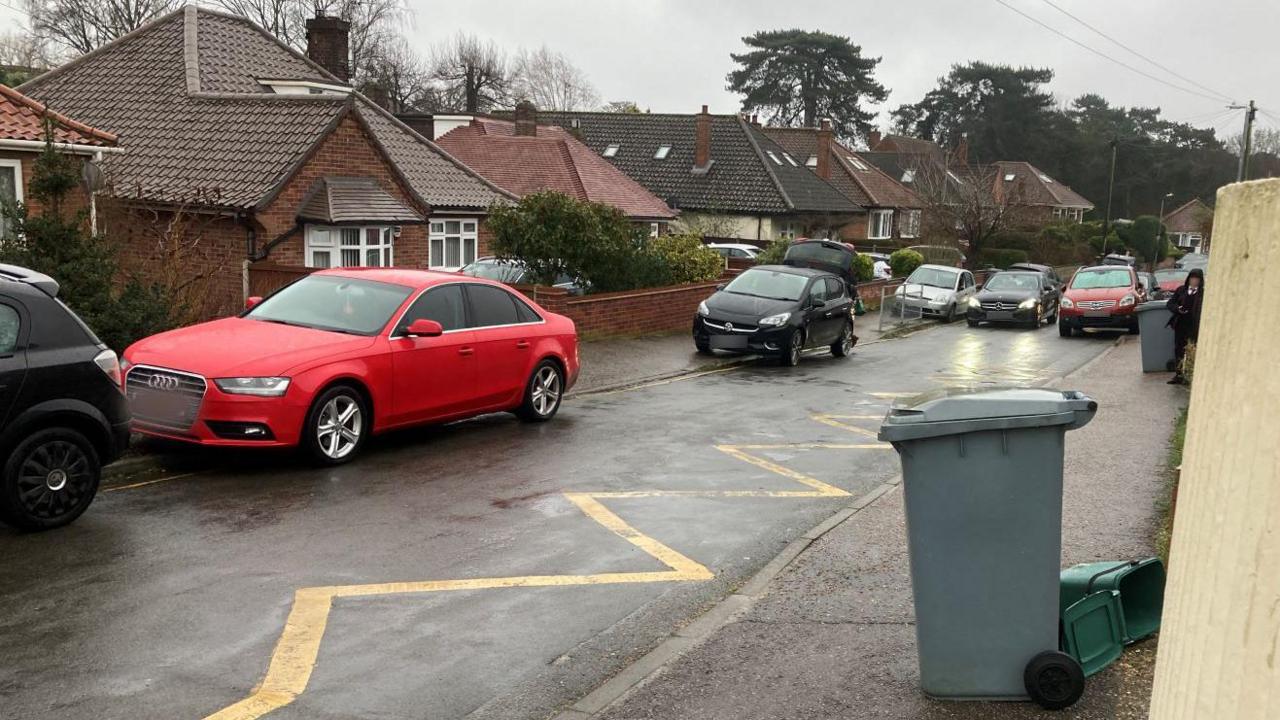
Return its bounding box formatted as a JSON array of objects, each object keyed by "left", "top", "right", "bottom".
[{"left": 1024, "top": 651, "right": 1085, "bottom": 710}]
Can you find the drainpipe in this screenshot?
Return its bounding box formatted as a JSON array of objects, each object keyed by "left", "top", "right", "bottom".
[{"left": 89, "top": 151, "right": 102, "bottom": 236}]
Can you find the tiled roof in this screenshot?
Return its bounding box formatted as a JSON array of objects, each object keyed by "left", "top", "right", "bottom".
[
  {"left": 18, "top": 6, "right": 507, "bottom": 211},
  {"left": 1162, "top": 198, "right": 1212, "bottom": 233},
  {"left": 0, "top": 83, "right": 117, "bottom": 146},
  {"left": 436, "top": 119, "right": 676, "bottom": 220},
  {"left": 298, "top": 176, "right": 424, "bottom": 224},
  {"left": 527, "top": 110, "right": 860, "bottom": 215},
  {"left": 994, "top": 161, "right": 1094, "bottom": 209},
  {"left": 872, "top": 134, "right": 945, "bottom": 160},
  {"left": 764, "top": 127, "right": 921, "bottom": 210}
]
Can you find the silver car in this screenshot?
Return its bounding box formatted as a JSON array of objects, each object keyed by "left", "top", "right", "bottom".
[{"left": 893, "top": 264, "right": 978, "bottom": 322}]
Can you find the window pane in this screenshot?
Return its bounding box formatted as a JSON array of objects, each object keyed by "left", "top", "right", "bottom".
[
  {"left": 341, "top": 248, "right": 360, "bottom": 266},
  {"left": 446, "top": 221, "right": 460, "bottom": 234},
  {"left": 446, "top": 237, "right": 461, "bottom": 267},
  {"left": 403, "top": 284, "right": 466, "bottom": 331},
  {"left": 309, "top": 228, "right": 333, "bottom": 247},
  {"left": 0, "top": 304, "right": 19, "bottom": 354},
  {"left": 463, "top": 237, "right": 476, "bottom": 265},
  {"left": 366, "top": 248, "right": 381, "bottom": 266},
  {"left": 311, "top": 250, "right": 331, "bottom": 268},
  {"left": 462, "top": 222, "right": 476, "bottom": 233},
  {"left": 430, "top": 238, "right": 444, "bottom": 267},
  {"left": 431, "top": 222, "right": 444, "bottom": 233},
  {"left": 366, "top": 228, "right": 382, "bottom": 245},
  {"left": 513, "top": 296, "right": 541, "bottom": 323},
  {"left": 466, "top": 284, "right": 520, "bottom": 327},
  {"left": 341, "top": 229, "right": 360, "bottom": 246}
]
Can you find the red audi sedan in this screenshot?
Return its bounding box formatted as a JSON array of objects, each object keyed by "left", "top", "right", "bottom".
[{"left": 121, "top": 268, "right": 579, "bottom": 464}]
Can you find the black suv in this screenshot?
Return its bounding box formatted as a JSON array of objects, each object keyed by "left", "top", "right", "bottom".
[{"left": 0, "top": 265, "right": 129, "bottom": 531}]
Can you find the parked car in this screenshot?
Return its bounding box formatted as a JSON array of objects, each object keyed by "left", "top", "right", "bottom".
[
  {"left": 707, "top": 243, "right": 760, "bottom": 261},
  {"left": 1101, "top": 253, "right": 1137, "bottom": 267},
  {"left": 1174, "top": 252, "right": 1209, "bottom": 270},
  {"left": 965, "top": 271, "right": 1060, "bottom": 329},
  {"left": 894, "top": 264, "right": 978, "bottom": 322},
  {"left": 905, "top": 245, "right": 966, "bottom": 267},
  {"left": 1154, "top": 268, "right": 1190, "bottom": 294},
  {"left": 122, "top": 269, "right": 579, "bottom": 465},
  {"left": 1136, "top": 271, "right": 1161, "bottom": 300},
  {"left": 460, "top": 257, "right": 584, "bottom": 295},
  {"left": 693, "top": 265, "right": 855, "bottom": 366},
  {"left": 1006, "top": 262, "right": 1064, "bottom": 289},
  {"left": 0, "top": 265, "right": 129, "bottom": 531},
  {"left": 1058, "top": 265, "right": 1142, "bottom": 337}
]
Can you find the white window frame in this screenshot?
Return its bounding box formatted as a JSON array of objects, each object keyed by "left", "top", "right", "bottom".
[
  {"left": 900, "top": 209, "right": 921, "bottom": 239},
  {"left": 0, "top": 159, "right": 23, "bottom": 239},
  {"left": 305, "top": 225, "right": 395, "bottom": 269},
  {"left": 429, "top": 218, "right": 479, "bottom": 270},
  {"left": 868, "top": 209, "right": 893, "bottom": 240},
  {"left": 778, "top": 220, "right": 798, "bottom": 241}
]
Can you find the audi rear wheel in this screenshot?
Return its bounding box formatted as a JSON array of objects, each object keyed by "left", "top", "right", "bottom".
[
  {"left": 516, "top": 360, "right": 564, "bottom": 422},
  {"left": 304, "top": 385, "right": 368, "bottom": 465}
]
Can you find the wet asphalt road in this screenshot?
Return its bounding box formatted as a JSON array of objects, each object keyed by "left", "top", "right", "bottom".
[{"left": 0, "top": 322, "right": 1118, "bottom": 720}]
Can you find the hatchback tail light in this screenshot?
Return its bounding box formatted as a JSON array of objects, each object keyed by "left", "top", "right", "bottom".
[{"left": 93, "top": 348, "right": 123, "bottom": 388}]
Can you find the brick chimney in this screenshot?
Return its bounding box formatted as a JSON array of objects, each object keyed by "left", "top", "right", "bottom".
[
  {"left": 867, "top": 130, "right": 882, "bottom": 150},
  {"left": 695, "top": 105, "right": 711, "bottom": 168},
  {"left": 306, "top": 16, "right": 351, "bottom": 83},
  {"left": 514, "top": 100, "right": 537, "bottom": 137},
  {"left": 816, "top": 119, "right": 833, "bottom": 180}
]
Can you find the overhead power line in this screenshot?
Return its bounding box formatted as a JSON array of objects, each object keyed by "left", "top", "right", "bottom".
[
  {"left": 992, "top": 0, "right": 1233, "bottom": 104},
  {"left": 1038, "top": 0, "right": 1238, "bottom": 104}
]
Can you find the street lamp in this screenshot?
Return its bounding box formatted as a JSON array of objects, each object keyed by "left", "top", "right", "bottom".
[{"left": 1157, "top": 192, "right": 1174, "bottom": 269}]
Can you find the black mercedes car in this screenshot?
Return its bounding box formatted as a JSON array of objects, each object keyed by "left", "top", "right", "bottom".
[
  {"left": 965, "top": 270, "right": 1060, "bottom": 329},
  {"left": 693, "top": 265, "right": 854, "bottom": 366}
]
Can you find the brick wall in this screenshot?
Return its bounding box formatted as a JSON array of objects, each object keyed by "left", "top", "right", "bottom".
[
  {"left": 1, "top": 149, "right": 95, "bottom": 222},
  {"left": 516, "top": 280, "right": 723, "bottom": 337}
]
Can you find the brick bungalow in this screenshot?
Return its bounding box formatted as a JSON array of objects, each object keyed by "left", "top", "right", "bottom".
[
  {"left": 764, "top": 121, "right": 923, "bottom": 245},
  {"left": 0, "top": 83, "right": 120, "bottom": 236},
  {"left": 530, "top": 107, "right": 862, "bottom": 244},
  {"left": 18, "top": 6, "right": 512, "bottom": 316},
  {"left": 435, "top": 102, "right": 677, "bottom": 234},
  {"left": 1162, "top": 198, "right": 1213, "bottom": 253}
]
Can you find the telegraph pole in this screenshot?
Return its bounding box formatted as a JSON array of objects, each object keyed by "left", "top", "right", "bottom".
[
  {"left": 1101, "top": 139, "right": 1118, "bottom": 254},
  {"left": 1231, "top": 100, "right": 1257, "bottom": 181}
]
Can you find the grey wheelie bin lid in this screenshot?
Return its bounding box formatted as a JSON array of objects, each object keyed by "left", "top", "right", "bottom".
[{"left": 877, "top": 387, "right": 1098, "bottom": 443}]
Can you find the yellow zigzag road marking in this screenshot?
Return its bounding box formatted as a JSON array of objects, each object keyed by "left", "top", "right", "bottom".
[{"left": 204, "top": 415, "right": 890, "bottom": 719}]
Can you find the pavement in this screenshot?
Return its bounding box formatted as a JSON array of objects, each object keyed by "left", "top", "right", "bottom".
[
  {"left": 0, "top": 321, "right": 1120, "bottom": 720},
  {"left": 588, "top": 337, "right": 1186, "bottom": 720}
]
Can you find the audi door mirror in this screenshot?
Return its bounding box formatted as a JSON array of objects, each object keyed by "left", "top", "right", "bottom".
[{"left": 405, "top": 319, "right": 444, "bottom": 338}]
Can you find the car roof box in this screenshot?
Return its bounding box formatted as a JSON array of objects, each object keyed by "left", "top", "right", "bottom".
[{"left": 0, "top": 263, "right": 60, "bottom": 297}]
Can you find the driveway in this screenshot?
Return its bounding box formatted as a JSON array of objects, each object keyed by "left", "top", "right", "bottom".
[{"left": 0, "top": 323, "right": 1118, "bottom": 720}]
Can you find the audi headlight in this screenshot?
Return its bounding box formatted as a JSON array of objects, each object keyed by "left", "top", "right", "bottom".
[
  {"left": 698, "top": 300, "right": 710, "bottom": 316},
  {"left": 1060, "top": 297, "right": 1074, "bottom": 309},
  {"left": 1119, "top": 294, "right": 1136, "bottom": 307},
  {"left": 1019, "top": 298, "right": 1038, "bottom": 309},
  {"left": 968, "top": 296, "right": 981, "bottom": 308},
  {"left": 214, "top": 377, "right": 291, "bottom": 396},
  {"left": 758, "top": 312, "right": 791, "bottom": 327}
]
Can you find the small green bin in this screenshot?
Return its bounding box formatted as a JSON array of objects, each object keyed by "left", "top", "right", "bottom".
[
  {"left": 1060, "top": 558, "right": 1165, "bottom": 644},
  {"left": 1060, "top": 590, "right": 1124, "bottom": 677}
]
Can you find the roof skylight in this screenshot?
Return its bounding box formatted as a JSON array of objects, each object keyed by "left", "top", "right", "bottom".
[
  {"left": 654, "top": 145, "right": 672, "bottom": 159},
  {"left": 766, "top": 151, "right": 782, "bottom": 165},
  {"left": 602, "top": 144, "right": 620, "bottom": 158}
]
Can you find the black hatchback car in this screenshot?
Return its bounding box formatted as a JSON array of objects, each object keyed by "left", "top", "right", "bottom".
[
  {"left": 693, "top": 264, "right": 854, "bottom": 366},
  {"left": 965, "top": 270, "right": 1061, "bottom": 329},
  {"left": 0, "top": 265, "right": 129, "bottom": 531}
]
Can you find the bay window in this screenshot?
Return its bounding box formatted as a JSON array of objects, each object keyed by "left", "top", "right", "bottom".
[
  {"left": 429, "top": 219, "right": 478, "bottom": 270},
  {"left": 868, "top": 209, "right": 893, "bottom": 240},
  {"left": 900, "top": 209, "right": 921, "bottom": 239},
  {"left": 305, "top": 226, "right": 395, "bottom": 268}
]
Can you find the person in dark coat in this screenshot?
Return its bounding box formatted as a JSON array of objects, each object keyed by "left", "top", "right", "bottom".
[{"left": 1165, "top": 267, "right": 1204, "bottom": 384}]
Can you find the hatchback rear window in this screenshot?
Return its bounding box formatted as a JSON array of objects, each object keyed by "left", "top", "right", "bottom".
[{"left": 1070, "top": 269, "right": 1132, "bottom": 289}]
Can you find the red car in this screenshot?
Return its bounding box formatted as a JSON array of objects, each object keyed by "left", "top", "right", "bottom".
[
  {"left": 1154, "top": 268, "right": 1190, "bottom": 294},
  {"left": 1058, "top": 265, "right": 1143, "bottom": 337},
  {"left": 122, "top": 269, "right": 578, "bottom": 464}
]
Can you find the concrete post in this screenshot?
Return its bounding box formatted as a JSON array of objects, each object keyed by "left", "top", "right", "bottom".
[{"left": 1149, "top": 179, "right": 1280, "bottom": 719}]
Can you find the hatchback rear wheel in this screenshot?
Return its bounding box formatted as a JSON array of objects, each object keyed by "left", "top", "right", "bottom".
[
  {"left": 0, "top": 427, "right": 101, "bottom": 531},
  {"left": 304, "top": 386, "right": 368, "bottom": 465},
  {"left": 831, "top": 322, "right": 854, "bottom": 357},
  {"left": 517, "top": 360, "right": 564, "bottom": 422}
]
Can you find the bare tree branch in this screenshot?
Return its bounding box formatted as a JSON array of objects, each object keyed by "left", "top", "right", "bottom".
[
  {"left": 430, "top": 33, "right": 512, "bottom": 113},
  {"left": 24, "top": 0, "right": 178, "bottom": 55},
  {"left": 910, "top": 159, "right": 1028, "bottom": 268},
  {"left": 510, "top": 45, "right": 599, "bottom": 111}
]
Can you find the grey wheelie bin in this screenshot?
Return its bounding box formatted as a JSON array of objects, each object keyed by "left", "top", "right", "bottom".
[
  {"left": 1136, "top": 301, "right": 1176, "bottom": 372},
  {"left": 878, "top": 388, "right": 1098, "bottom": 709}
]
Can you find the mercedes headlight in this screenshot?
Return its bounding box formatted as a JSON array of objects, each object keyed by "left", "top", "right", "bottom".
[
  {"left": 1019, "top": 298, "right": 1038, "bottom": 309},
  {"left": 214, "top": 377, "right": 292, "bottom": 397},
  {"left": 758, "top": 312, "right": 791, "bottom": 327}
]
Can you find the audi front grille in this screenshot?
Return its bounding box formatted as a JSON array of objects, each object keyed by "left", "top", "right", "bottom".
[{"left": 125, "top": 365, "right": 207, "bottom": 432}]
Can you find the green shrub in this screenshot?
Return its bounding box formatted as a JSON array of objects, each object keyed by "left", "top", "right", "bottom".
[
  {"left": 889, "top": 248, "right": 924, "bottom": 277},
  {"left": 977, "top": 247, "right": 1030, "bottom": 269},
  {"left": 853, "top": 253, "right": 874, "bottom": 282},
  {"left": 989, "top": 229, "right": 1036, "bottom": 252},
  {"left": 651, "top": 232, "right": 722, "bottom": 284},
  {"left": 755, "top": 237, "right": 789, "bottom": 265}
]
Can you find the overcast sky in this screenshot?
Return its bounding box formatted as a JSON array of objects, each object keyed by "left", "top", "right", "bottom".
[{"left": 3, "top": 0, "right": 1276, "bottom": 140}]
